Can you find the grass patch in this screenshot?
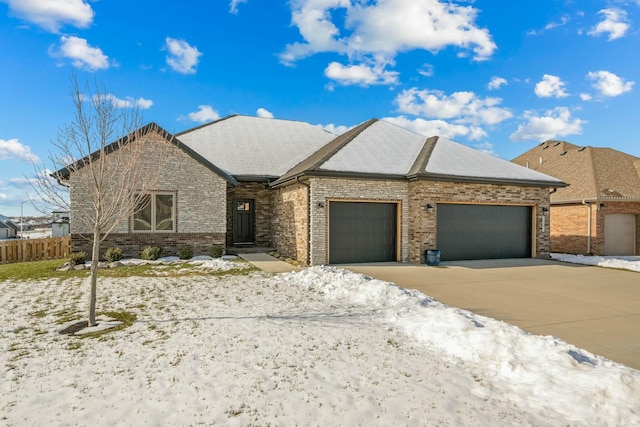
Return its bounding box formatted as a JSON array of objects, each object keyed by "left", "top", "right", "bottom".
[
  {"left": 0, "top": 259, "right": 87, "bottom": 282},
  {"left": 0, "top": 258, "right": 257, "bottom": 282},
  {"left": 77, "top": 310, "right": 138, "bottom": 339}
]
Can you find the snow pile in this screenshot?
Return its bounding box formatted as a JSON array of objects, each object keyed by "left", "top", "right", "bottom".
[
  {"left": 285, "top": 266, "right": 640, "bottom": 426},
  {"left": 1, "top": 265, "right": 639, "bottom": 425},
  {"left": 552, "top": 253, "right": 640, "bottom": 273}
]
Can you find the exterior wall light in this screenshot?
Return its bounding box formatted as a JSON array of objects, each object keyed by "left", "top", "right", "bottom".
[
  {"left": 317, "top": 201, "right": 325, "bottom": 209},
  {"left": 425, "top": 203, "right": 435, "bottom": 214}
]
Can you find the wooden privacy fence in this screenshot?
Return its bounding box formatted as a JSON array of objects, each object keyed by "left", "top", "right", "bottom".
[{"left": 0, "top": 236, "right": 71, "bottom": 264}]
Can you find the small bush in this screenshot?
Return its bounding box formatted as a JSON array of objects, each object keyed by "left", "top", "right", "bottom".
[
  {"left": 178, "top": 246, "right": 193, "bottom": 260},
  {"left": 209, "top": 245, "right": 224, "bottom": 258},
  {"left": 69, "top": 252, "right": 87, "bottom": 265},
  {"left": 140, "top": 246, "right": 163, "bottom": 261},
  {"left": 104, "top": 247, "right": 124, "bottom": 262}
]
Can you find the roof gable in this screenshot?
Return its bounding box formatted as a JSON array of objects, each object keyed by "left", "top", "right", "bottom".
[
  {"left": 54, "top": 123, "right": 237, "bottom": 185},
  {"left": 176, "top": 115, "right": 336, "bottom": 179}
]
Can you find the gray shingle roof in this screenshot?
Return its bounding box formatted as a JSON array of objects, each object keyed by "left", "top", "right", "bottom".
[
  {"left": 512, "top": 141, "right": 640, "bottom": 202},
  {"left": 273, "top": 119, "right": 565, "bottom": 187},
  {"left": 176, "top": 115, "right": 336, "bottom": 179}
]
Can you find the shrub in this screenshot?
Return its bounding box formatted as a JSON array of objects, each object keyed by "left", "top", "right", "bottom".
[
  {"left": 178, "top": 246, "right": 193, "bottom": 260},
  {"left": 104, "top": 247, "right": 124, "bottom": 262},
  {"left": 69, "top": 251, "right": 87, "bottom": 265},
  {"left": 209, "top": 245, "right": 224, "bottom": 258},
  {"left": 140, "top": 246, "right": 163, "bottom": 261}
]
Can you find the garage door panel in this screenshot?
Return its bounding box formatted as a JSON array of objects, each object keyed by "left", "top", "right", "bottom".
[
  {"left": 604, "top": 214, "right": 636, "bottom": 255},
  {"left": 437, "top": 204, "right": 532, "bottom": 261},
  {"left": 329, "top": 202, "right": 397, "bottom": 264}
]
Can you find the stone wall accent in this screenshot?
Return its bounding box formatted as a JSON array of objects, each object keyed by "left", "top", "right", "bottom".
[
  {"left": 226, "top": 182, "right": 272, "bottom": 247},
  {"left": 308, "top": 177, "right": 409, "bottom": 265},
  {"left": 408, "top": 180, "right": 551, "bottom": 263},
  {"left": 71, "top": 232, "right": 226, "bottom": 259},
  {"left": 68, "top": 131, "right": 227, "bottom": 255},
  {"left": 552, "top": 202, "right": 640, "bottom": 255},
  {"left": 271, "top": 183, "right": 309, "bottom": 263}
]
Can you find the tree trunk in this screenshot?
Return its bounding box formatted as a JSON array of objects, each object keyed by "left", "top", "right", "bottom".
[{"left": 88, "top": 230, "right": 101, "bottom": 327}]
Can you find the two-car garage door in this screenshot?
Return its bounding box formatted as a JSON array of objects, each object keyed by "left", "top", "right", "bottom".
[{"left": 437, "top": 204, "right": 532, "bottom": 261}]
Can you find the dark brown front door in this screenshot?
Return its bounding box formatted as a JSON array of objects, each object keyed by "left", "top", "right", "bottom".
[{"left": 233, "top": 199, "right": 255, "bottom": 244}]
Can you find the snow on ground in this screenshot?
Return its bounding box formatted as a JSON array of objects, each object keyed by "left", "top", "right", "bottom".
[
  {"left": 552, "top": 253, "right": 640, "bottom": 273},
  {"left": 1, "top": 261, "right": 639, "bottom": 426}
]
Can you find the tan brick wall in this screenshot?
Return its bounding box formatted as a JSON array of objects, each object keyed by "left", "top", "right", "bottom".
[
  {"left": 408, "top": 181, "right": 551, "bottom": 263},
  {"left": 308, "top": 177, "right": 409, "bottom": 265},
  {"left": 226, "top": 182, "right": 273, "bottom": 247},
  {"left": 550, "top": 204, "right": 592, "bottom": 254},
  {"left": 550, "top": 202, "right": 640, "bottom": 255},
  {"left": 272, "top": 183, "right": 309, "bottom": 263},
  {"left": 68, "top": 131, "right": 227, "bottom": 255}
]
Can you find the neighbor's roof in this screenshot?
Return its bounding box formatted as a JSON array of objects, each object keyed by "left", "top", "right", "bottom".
[
  {"left": 176, "top": 115, "right": 336, "bottom": 179},
  {"left": 273, "top": 119, "right": 565, "bottom": 187},
  {"left": 0, "top": 215, "right": 18, "bottom": 230},
  {"left": 512, "top": 140, "right": 640, "bottom": 202}
]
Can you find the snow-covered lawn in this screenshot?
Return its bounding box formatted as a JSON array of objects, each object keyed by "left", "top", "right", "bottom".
[
  {"left": 552, "top": 253, "right": 640, "bottom": 273},
  {"left": 2, "top": 260, "right": 639, "bottom": 426}
]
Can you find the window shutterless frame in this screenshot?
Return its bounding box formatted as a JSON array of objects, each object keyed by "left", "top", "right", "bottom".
[{"left": 132, "top": 192, "right": 176, "bottom": 232}]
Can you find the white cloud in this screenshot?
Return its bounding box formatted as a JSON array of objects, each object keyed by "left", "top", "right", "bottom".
[
  {"left": 487, "top": 76, "right": 507, "bottom": 90},
  {"left": 588, "top": 8, "right": 629, "bottom": 40},
  {"left": 165, "top": 37, "right": 202, "bottom": 74},
  {"left": 0, "top": 139, "right": 40, "bottom": 162},
  {"left": 52, "top": 36, "right": 109, "bottom": 71},
  {"left": 535, "top": 74, "right": 569, "bottom": 98},
  {"left": 281, "top": 0, "right": 496, "bottom": 67},
  {"left": 587, "top": 70, "right": 634, "bottom": 97},
  {"left": 418, "top": 63, "right": 434, "bottom": 77},
  {"left": 93, "top": 95, "right": 153, "bottom": 109},
  {"left": 324, "top": 61, "right": 399, "bottom": 86},
  {"left": 229, "top": 0, "right": 248, "bottom": 14},
  {"left": 256, "top": 108, "right": 274, "bottom": 119},
  {"left": 1, "top": 0, "right": 94, "bottom": 32},
  {"left": 319, "top": 123, "right": 350, "bottom": 135},
  {"left": 395, "top": 88, "right": 513, "bottom": 126},
  {"left": 580, "top": 93, "right": 593, "bottom": 101},
  {"left": 473, "top": 141, "right": 496, "bottom": 155},
  {"left": 527, "top": 15, "right": 570, "bottom": 36},
  {"left": 382, "top": 116, "right": 487, "bottom": 141},
  {"left": 188, "top": 105, "right": 220, "bottom": 123},
  {"left": 510, "top": 107, "right": 586, "bottom": 142}
]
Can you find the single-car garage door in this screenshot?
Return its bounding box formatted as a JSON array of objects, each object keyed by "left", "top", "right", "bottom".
[
  {"left": 329, "top": 201, "right": 397, "bottom": 264},
  {"left": 437, "top": 204, "right": 532, "bottom": 261},
  {"left": 604, "top": 214, "right": 636, "bottom": 255}
]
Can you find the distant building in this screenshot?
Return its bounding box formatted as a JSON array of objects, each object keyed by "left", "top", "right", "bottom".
[
  {"left": 0, "top": 215, "right": 19, "bottom": 239},
  {"left": 51, "top": 211, "right": 70, "bottom": 237}
]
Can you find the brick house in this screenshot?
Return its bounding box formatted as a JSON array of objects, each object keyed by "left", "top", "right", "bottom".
[
  {"left": 513, "top": 140, "right": 640, "bottom": 255},
  {"left": 61, "top": 115, "right": 564, "bottom": 264}
]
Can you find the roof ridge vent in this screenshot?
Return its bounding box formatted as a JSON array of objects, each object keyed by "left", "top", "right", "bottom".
[
  {"left": 578, "top": 146, "right": 586, "bottom": 151},
  {"left": 554, "top": 142, "right": 561, "bottom": 146}
]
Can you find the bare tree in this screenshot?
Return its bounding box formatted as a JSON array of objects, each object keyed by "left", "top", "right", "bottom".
[{"left": 33, "top": 75, "right": 171, "bottom": 326}]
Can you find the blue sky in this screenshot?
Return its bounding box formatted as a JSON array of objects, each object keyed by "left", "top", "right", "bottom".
[{"left": 1, "top": 0, "right": 639, "bottom": 216}]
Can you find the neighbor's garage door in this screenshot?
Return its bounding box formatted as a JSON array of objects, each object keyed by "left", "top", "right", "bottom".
[
  {"left": 329, "top": 202, "right": 397, "bottom": 264},
  {"left": 437, "top": 204, "right": 532, "bottom": 261},
  {"left": 604, "top": 214, "right": 636, "bottom": 255}
]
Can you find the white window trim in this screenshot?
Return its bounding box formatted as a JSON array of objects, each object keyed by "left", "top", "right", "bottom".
[{"left": 132, "top": 192, "right": 176, "bottom": 233}]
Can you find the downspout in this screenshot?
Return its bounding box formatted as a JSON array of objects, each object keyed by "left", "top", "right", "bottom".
[
  {"left": 582, "top": 200, "right": 592, "bottom": 254},
  {"left": 296, "top": 176, "right": 311, "bottom": 265}
]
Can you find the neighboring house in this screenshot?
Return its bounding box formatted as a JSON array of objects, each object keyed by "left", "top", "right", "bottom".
[
  {"left": 51, "top": 211, "right": 70, "bottom": 238},
  {"left": 57, "top": 115, "right": 565, "bottom": 264},
  {"left": 513, "top": 141, "right": 640, "bottom": 255},
  {"left": 0, "top": 215, "right": 18, "bottom": 239}
]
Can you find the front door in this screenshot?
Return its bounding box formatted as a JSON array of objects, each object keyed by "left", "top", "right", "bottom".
[{"left": 233, "top": 199, "right": 255, "bottom": 244}]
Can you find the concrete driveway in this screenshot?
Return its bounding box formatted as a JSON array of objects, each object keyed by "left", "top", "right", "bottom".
[{"left": 341, "top": 259, "right": 640, "bottom": 370}]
